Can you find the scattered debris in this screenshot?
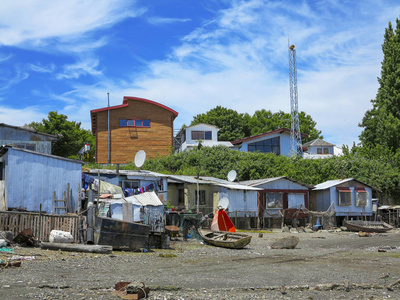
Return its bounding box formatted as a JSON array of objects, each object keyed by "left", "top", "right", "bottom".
[
  {"left": 41, "top": 242, "right": 112, "bottom": 254},
  {"left": 358, "top": 231, "right": 371, "bottom": 237},
  {"left": 14, "top": 228, "right": 38, "bottom": 247},
  {"left": 112, "top": 281, "right": 150, "bottom": 299}
]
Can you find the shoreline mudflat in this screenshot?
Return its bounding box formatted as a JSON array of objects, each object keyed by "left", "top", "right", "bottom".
[{"left": 1, "top": 229, "right": 400, "bottom": 299}]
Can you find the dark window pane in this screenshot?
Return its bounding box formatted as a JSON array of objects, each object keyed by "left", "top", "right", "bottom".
[
  {"left": 205, "top": 131, "right": 212, "bottom": 140},
  {"left": 143, "top": 119, "right": 151, "bottom": 127},
  {"left": 136, "top": 120, "right": 143, "bottom": 127},
  {"left": 119, "top": 119, "right": 127, "bottom": 127}
]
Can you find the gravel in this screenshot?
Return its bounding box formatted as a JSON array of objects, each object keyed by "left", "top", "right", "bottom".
[{"left": 1, "top": 228, "right": 400, "bottom": 299}]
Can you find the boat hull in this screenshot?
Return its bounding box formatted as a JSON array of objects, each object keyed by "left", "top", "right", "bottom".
[
  {"left": 94, "top": 216, "right": 151, "bottom": 250},
  {"left": 343, "top": 220, "right": 393, "bottom": 233},
  {"left": 198, "top": 229, "right": 251, "bottom": 249}
]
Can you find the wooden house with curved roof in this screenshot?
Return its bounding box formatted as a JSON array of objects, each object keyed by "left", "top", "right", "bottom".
[{"left": 91, "top": 96, "right": 178, "bottom": 164}]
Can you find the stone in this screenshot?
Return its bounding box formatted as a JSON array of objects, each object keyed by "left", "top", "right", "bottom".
[{"left": 270, "top": 236, "right": 300, "bottom": 249}]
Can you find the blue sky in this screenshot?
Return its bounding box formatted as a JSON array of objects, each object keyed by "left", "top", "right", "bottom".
[{"left": 1, "top": 0, "right": 399, "bottom": 148}]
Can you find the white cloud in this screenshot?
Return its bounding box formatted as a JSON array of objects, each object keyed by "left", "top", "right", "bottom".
[
  {"left": 28, "top": 63, "right": 56, "bottom": 73},
  {"left": 57, "top": 57, "right": 102, "bottom": 79},
  {"left": 147, "top": 17, "right": 191, "bottom": 25},
  {"left": 0, "top": 0, "right": 145, "bottom": 47}
]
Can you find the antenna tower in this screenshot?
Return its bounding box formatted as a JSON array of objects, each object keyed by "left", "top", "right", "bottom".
[{"left": 288, "top": 44, "right": 303, "bottom": 156}]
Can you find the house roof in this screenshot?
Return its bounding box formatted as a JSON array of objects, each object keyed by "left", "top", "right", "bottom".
[
  {"left": 231, "top": 128, "right": 309, "bottom": 145},
  {"left": 313, "top": 178, "right": 380, "bottom": 192},
  {"left": 125, "top": 191, "right": 163, "bottom": 206},
  {"left": 0, "top": 145, "right": 85, "bottom": 165},
  {"left": 240, "top": 176, "right": 314, "bottom": 189},
  {"left": 167, "top": 174, "right": 261, "bottom": 191},
  {"left": 0, "top": 123, "right": 58, "bottom": 140},
  {"left": 303, "top": 138, "right": 335, "bottom": 147},
  {"left": 84, "top": 168, "right": 169, "bottom": 179},
  {"left": 175, "top": 123, "right": 220, "bottom": 138},
  {"left": 90, "top": 96, "right": 179, "bottom": 134}
]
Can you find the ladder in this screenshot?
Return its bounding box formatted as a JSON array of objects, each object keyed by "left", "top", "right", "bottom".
[{"left": 54, "top": 191, "right": 67, "bottom": 214}]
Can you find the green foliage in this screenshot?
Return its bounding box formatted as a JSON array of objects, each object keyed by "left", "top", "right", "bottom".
[
  {"left": 190, "top": 106, "right": 322, "bottom": 142},
  {"left": 27, "top": 111, "right": 95, "bottom": 161},
  {"left": 191, "top": 106, "right": 251, "bottom": 141},
  {"left": 143, "top": 146, "right": 400, "bottom": 203},
  {"left": 360, "top": 18, "right": 400, "bottom": 152}
]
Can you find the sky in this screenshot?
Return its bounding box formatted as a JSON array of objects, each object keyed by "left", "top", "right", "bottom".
[{"left": 1, "top": 0, "right": 400, "bottom": 148}]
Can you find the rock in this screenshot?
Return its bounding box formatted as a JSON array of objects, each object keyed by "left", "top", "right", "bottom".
[
  {"left": 270, "top": 236, "right": 300, "bottom": 249},
  {"left": 49, "top": 230, "right": 74, "bottom": 243},
  {"left": 358, "top": 231, "right": 371, "bottom": 237}
]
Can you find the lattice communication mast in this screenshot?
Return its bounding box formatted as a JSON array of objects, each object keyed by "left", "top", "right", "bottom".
[{"left": 288, "top": 44, "right": 303, "bottom": 157}]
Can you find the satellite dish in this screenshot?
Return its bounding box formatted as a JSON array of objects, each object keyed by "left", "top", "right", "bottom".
[
  {"left": 227, "top": 170, "right": 237, "bottom": 182},
  {"left": 134, "top": 150, "right": 146, "bottom": 169},
  {"left": 218, "top": 197, "right": 229, "bottom": 210}
]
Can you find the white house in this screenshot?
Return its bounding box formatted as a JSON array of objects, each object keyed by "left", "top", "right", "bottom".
[
  {"left": 174, "top": 123, "right": 233, "bottom": 152},
  {"left": 303, "top": 138, "right": 343, "bottom": 159}
]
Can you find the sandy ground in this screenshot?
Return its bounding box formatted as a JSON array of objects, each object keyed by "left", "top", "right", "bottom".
[{"left": 1, "top": 228, "right": 400, "bottom": 299}]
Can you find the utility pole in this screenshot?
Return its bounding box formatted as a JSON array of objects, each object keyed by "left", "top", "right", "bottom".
[{"left": 288, "top": 44, "right": 303, "bottom": 156}]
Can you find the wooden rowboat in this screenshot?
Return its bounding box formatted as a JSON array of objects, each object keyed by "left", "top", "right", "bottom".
[
  {"left": 198, "top": 229, "right": 251, "bottom": 249},
  {"left": 343, "top": 220, "right": 393, "bottom": 233}
]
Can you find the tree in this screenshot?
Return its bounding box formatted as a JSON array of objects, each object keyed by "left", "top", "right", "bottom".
[
  {"left": 359, "top": 18, "right": 400, "bottom": 152},
  {"left": 249, "top": 109, "right": 322, "bottom": 142},
  {"left": 27, "top": 111, "right": 95, "bottom": 160},
  {"left": 190, "top": 106, "right": 322, "bottom": 142},
  {"left": 191, "top": 106, "right": 251, "bottom": 141}
]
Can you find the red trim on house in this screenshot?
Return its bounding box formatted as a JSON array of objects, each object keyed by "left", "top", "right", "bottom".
[
  {"left": 231, "top": 128, "right": 309, "bottom": 145},
  {"left": 337, "top": 187, "right": 352, "bottom": 192}
]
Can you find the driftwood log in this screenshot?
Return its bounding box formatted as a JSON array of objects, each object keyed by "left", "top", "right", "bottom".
[{"left": 41, "top": 242, "right": 112, "bottom": 254}]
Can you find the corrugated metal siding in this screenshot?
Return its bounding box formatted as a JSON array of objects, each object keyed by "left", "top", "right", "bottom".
[{"left": 4, "top": 148, "right": 82, "bottom": 214}]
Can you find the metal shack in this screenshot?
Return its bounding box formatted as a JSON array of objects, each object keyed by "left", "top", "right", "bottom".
[
  {"left": 0, "top": 146, "right": 84, "bottom": 213},
  {"left": 241, "top": 176, "right": 312, "bottom": 228},
  {"left": 310, "top": 178, "right": 379, "bottom": 226}
]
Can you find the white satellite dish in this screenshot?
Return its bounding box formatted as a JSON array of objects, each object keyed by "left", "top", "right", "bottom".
[
  {"left": 218, "top": 197, "right": 229, "bottom": 210},
  {"left": 227, "top": 170, "right": 237, "bottom": 182},
  {"left": 134, "top": 150, "right": 146, "bottom": 169}
]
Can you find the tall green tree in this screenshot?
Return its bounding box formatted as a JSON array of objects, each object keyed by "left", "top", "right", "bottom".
[
  {"left": 27, "top": 111, "right": 95, "bottom": 160},
  {"left": 191, "top": 106, "right": 252, "bottom": 141},
  {"left": 360, "top": 18, "right": 400, "bottom": 152},
  {"left": 248, "top": 109, "right": 322, "bottom": 142}
]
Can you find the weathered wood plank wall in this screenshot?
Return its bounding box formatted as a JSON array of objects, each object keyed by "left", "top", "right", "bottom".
[{"left": 0, "top": 211, "right": 85, "bottom": 242}]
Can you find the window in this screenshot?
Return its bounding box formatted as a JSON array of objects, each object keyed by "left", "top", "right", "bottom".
[
  {"left": 337, "top": 187, "right": 351, "bottom": 206},
  {"left": 324, "top": 148, "right": 329, "bottom": 154},
  {"left": 191, "top": 131, "right": 212, "bottom": 140},
  {"left": 355, "top": 188, "right": 367, "bottom": 207},
  {"left": 15, "top": 144, "right": 36, "bottom": 151},
  {"left": 266, "top": 193, "right": 283, "bottom": 208},
  {"left": 317, "top": 148, "right": 322, "bottom": 154},
  {"left": 194, "top": 190, "right": 206, "bottom": 206},
  {"left": 248, "top": 137, "right": 280, "bottom": 155},
  {"left": 119, "top": 119, "right": 151, "bottom": 128},
  {"left": 122, "top": 180, "right": 139, "bottom": 190},
  {"left": 288, "top": 194, "right": 305, "bottom": 209}
]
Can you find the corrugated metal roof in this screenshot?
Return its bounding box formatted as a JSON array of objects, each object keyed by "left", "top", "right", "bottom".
[
  {"left": 128, "top": 191, "right": 163, "bottom": 206},
  {"left": 313, "top": 178, "right": 379, "bottom": 191},
  {"left": 167, "top": 175, "right": 261, "bottom": 190},
  {"left": 85, "top": 169, "right": 168, "bottom": 178},
  {"left": 240, "top": 176, "right": 313, "bottom": 189}
]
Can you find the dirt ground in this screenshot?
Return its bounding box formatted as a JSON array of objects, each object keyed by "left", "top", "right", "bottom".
[{"left": 1, "top": 228, "right": 400, "bottom": 299}]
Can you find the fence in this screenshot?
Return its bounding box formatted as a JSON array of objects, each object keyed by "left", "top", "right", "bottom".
[{"left": 0, "top": 211, "right": 84, "bottom": 242}]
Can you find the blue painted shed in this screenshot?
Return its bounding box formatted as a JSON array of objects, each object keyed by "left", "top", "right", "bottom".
[
  {"left": 310, "top": 178, "right": 380, "bottom": 225},
  {"left": 0, "top": 123, "right": 58, "bottom": 154},
  {"left": 0, "top": 146, "right": 84, "bottom": 214}
]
